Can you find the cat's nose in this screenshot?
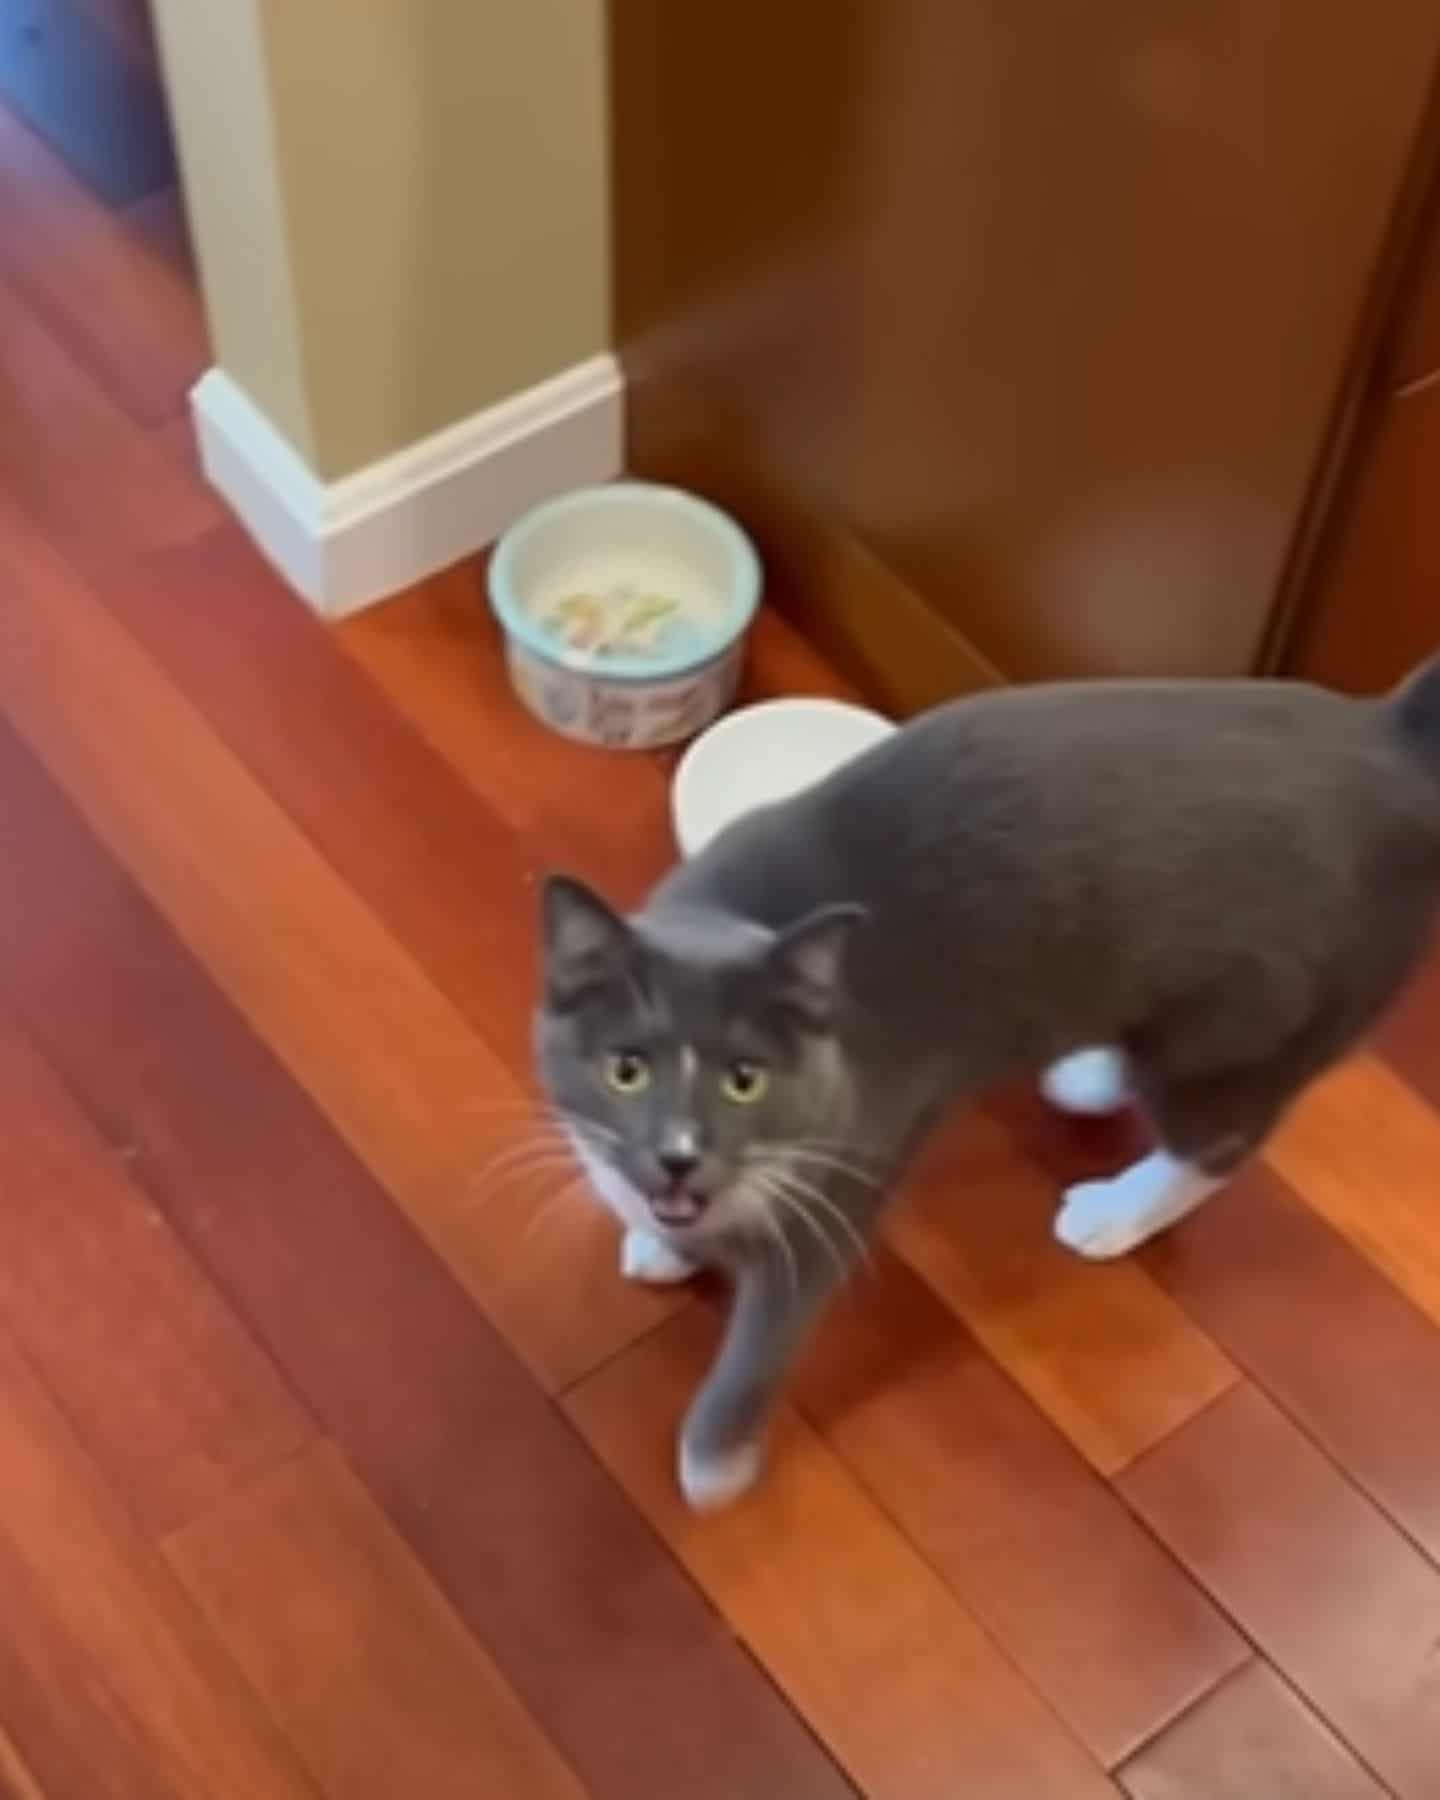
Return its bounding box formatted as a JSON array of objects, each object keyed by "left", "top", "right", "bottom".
[{"left": 658, "top": 1149, "right": 700, "bottom": 1185}]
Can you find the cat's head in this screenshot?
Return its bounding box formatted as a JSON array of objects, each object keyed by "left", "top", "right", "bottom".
[{"left": 535, "top": 876, "right": 864, "bottom": 1244}]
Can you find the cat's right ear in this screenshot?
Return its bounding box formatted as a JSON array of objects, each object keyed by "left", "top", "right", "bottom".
[{"left": 540, "top": 875, "right": 633, "bottom": 1008}]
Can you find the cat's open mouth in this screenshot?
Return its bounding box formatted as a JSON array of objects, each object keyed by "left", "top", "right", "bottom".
[{"left": 649, "top": 1191, "right": 706, "bottom": 1227}]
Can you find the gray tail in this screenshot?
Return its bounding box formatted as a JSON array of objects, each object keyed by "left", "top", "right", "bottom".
[{"left": 1392, "top": 652, "right": 1440, "bottom": 776}]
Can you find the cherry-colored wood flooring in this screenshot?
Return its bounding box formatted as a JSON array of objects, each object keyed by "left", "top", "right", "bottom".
[{"left": 4, "top": 87, "right": 1440, "bottom": 1800}]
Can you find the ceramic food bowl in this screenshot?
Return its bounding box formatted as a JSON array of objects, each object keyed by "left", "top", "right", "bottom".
[{"left": 488, "top": 482, "right": 761, "bottom": 749}]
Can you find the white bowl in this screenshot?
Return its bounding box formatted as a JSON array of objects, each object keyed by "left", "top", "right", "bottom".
[
  {"left": 488, "top": 482, "right": 761, "bottom": 749},
  {"left": 672, "top": 697, "right": 896, "bottom": 857}
]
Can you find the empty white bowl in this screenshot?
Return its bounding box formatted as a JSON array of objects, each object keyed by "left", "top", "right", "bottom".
[
  {"left": 488, "top": 482, "right": 761, "bottom": 749},
  {"left": 672, "top": 696, "right": 896, "bottom": 857}
]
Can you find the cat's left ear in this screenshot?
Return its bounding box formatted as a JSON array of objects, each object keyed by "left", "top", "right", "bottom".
[
  {"left": 767, "top": 903, "right": 867, "bottom": 1029},
  {"left": 540, "top": 875, "right": 634, "bottom": 1007}
]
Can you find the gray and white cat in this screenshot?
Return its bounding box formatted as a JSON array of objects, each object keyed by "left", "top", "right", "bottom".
[{"left": 537, "top": 659, "right": 1440, "bottom": 1508}]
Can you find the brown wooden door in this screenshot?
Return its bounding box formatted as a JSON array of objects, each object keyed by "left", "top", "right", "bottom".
[
  {"left": 1286, "top": 171, "right": 1440, "bottom": 693},
  {"left": 613, "top": 1, "right": 1440, "bottom": 707}
]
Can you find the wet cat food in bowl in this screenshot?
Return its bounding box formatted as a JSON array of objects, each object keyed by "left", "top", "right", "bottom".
[{"left": 488, "top": 482, "right": 762, "bottom": 748}]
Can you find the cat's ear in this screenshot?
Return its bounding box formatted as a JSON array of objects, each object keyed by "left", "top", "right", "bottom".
[
  {"left": 767, "top": 904, "right": 867, "bottom": 1029},
  {"left": 540, "top": 875, "right": 633, "bottom": 1007}
]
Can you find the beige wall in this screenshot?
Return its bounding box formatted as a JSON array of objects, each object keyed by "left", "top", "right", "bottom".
[{"left": 153, "top": 0, "right": 610, "bottom": 481}]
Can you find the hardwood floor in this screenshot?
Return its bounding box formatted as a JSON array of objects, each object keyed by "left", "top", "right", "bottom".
[{"left": 3, "top": 91, "right": 1440, "bottom": 1800}]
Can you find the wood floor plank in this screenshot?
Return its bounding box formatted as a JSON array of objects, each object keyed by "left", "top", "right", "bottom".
[
  {"left": 794, "top": 1251, "right": 1246, "bottom": 1766},
  {"left": 108, "top": 531, "right": 546, "bottom": 1084},
  {"left": 1375, "top": 937, "right": 1440, "bottom": 1106},
  {"left": 0, "top": 1725, "right": 46, "bottom": 1800},
  {"left": 1120, "top": 1383, "right": 1440, "bottom": 1797},
  {"left": 337, "top": 576, "right": 869, "bottom": 904},
  {"left": 1266, "top": 1052, "right": 1440, "bottom": 1331},
  {"left": 1145, "top": 1160, "right": 1440, "bottom": 1564},
  {"left": 0, "top": 104, "right": 202, "bottom": 423},
  {"left": 167, "top": 1441, "right": 586, "bottom": 1800},
  {"left": 0, "top": 1013, "right": 313, "bottom": 1535},
  {"left": 0, "top": 721, "right": 851, "bottom": 1800},
  {"left": 0, "top": 498, "right": 676, "bottom": 1392},
  {"left": 338, "top": 567, "right": 678, "bottom": 903},
  {"left": 0, "top": 270, "right": 216, "bottom": 557},
  {"left": 0, "top": 1326, "right": 318, "bottom": 1800},
  {"left": 1120, "top": 1663, "right": 1384, "bottom": 1800},
  {"left": 568, "top": 1306, "right": 1119, "bottom": 1800},
  {"left": 741, "top": 605, "right": 869, "bottom": 704},
  {"left": 886, "top": 1112, "right": 1236, "bottom": 1473}
]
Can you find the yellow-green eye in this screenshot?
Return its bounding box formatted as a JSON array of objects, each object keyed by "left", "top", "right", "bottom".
[
  {"left": 603, "top": 1050, "right": 651, "bottom": 1095},
  {"left": 721, "top": 1060, "right": 769, "bottom": 1105}
]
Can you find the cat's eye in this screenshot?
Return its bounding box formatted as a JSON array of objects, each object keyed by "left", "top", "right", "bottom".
[
  {"left": 602, "top": 1050, "right": 651, "bottom": 1095},
  {"left": 721, "top": 1059, "right": 769, "bottom": 1105}
]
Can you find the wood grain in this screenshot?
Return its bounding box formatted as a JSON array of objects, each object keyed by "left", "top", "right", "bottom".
[
  {"left": 1121, "top": 1384, "right": 1440, "bottom": 1797},
  {"left": 167, "top": 1441, "right": 586, "bottom": 1800},
  {"left": 1146, "top": 1160, "right": 1440, "bottom": 1563},
  {"left": 568, "top": 1305, "right": 1118, "bottom": 1800},
  {"left": 0, "top": 1013, "right": 312, "bottom": 1535},
  {"left": 886, "top": 1111, "right": 1236, "bottom": 1472},
  {"left": 0, "top": 1726, "right": 46, "bottom": 1800},
  {"left": 1266, "top": 1053, "right": 1440, "bottom": 1330},
  {"left": 0, "top": 498, "right": 675, "bottom": 1392},
  {"left": 106, "top": 532, "right": 547, "bottom": 1083},
  {"left": 1120, "top": 1662, "right": 1384, "bottom": 1800},
  {"left": 0, "top": 717, "right": 848, "bottom": 1800},
  {"left": 795, "top": 1251, "right": 1245, "bottom": 1766},
  {"left": 1375, "top": 938, "right": 1440, "bottom": 1109},
  {"left": 615, "top": 0, "right": 1440, "bottom": 686},
  {"left": 0, "top": 269, "right": 216, "bottom": 557},
  {"left": 337, "top": 574, "right": 869, "bottom": 902},
  {"left": 338, "top": 568, "right": 677, "bottom": 905},
  {"left": 0, "top": 1325, "right": 317, "bottom": 1800},
  {"left": 1287, "top": 378, "right": 1440, "bottom": 693},
  {"left": 0, "top": 103, "right": 202, "bottom": 423}
]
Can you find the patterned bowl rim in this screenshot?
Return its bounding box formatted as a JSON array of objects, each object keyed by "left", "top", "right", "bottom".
[{"left": 488, "top": 482, "right": 761, "bottom": 684}]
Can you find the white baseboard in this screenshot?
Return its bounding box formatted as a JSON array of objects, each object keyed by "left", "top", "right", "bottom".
[{"left": 190, "top": 353, "right": 624, "bottom": 618}]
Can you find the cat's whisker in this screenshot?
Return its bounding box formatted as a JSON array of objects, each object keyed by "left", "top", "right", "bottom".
[
  {"left": 466, "top": 1134, "right": 585, "bottom": 1211},
  {"left": 749, "top": 1171, "right": 849, "bottom": 1287},
  {"left": 517, "top": 1178, "right": 591, "bottom": 1251},
  {"left": 783, "top": 1134, "right": 885, "bottom": 1168},
  {"left": 476, "top": 1125, "right": 571, "bottom": 1176},
  {"left": 770, "top": 1146, "right": 883, "bottom": 1191},
  {"left": 472, "top": 1141, "right": 576, "bottom": 1193},
  {"left": 768, "top": 1166, "right": 875, "bottom": 1274},
  {"left": 744, "top": 1185, "right": 799, "bottom": 1299}
]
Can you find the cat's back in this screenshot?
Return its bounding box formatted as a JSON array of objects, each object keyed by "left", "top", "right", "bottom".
[
  {"left": 673, "top": 673, "right": 1440, "bottom": 926},
  {"left": 840, "top": 676, "right": 1431, "bottom": 856}
]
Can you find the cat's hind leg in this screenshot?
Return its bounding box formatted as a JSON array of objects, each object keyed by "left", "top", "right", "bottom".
[
  {"left": 1041, "top": 1047, "right": 1131, "bottom": 1116},
  {"left": 1054, "top": 1150, "right": 1225, "bottom": 1259},
  {"left": 1054, "top": 1058, "right": 1301, "bottom": 1260}
]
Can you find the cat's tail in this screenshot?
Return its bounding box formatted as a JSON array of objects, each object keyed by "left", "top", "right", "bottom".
[{"left": 1391, "top": 651, "right": 1440, "bottom": 781}]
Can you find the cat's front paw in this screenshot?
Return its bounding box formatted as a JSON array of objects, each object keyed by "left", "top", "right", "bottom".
[
  {"left": 678, "top": 1436, "right": 763, "bottom": 1512},
  {"left": 620, "top": 1227, "right": 698, "bottom": 1286}
]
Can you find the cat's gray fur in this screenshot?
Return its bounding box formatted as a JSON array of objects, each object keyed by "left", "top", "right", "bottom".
[{"left": 537, "top": 660, "right": 1440, "bottom": 1505}]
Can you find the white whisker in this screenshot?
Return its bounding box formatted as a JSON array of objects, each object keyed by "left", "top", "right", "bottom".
[
  {"left": 745, "top": 1185, "right": 799, "bottom": 1298},
  {"left": 766, "top": 1165, "right": 875, "bottom": 1273},
  {"left": 749, "top": 1170, "right": 849, "bottom": 1286}
]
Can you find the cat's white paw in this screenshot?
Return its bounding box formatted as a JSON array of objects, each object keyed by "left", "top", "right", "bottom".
[
  {"left": 1041, "top": 1047, "right": 1130, "bottom": 1116},
  {"left": 1054, "top": 1178, "right": 1149, "bottom": 1260},
  {"left": 1055, "top": 1151, "right": 1223, "bottom": 1260},
  {"left": 620, "top": 1228, "right": 698, "bottom": 1286},
  {"left": 678, "top": 1438, "right": 763, "bottom": 1512}
]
